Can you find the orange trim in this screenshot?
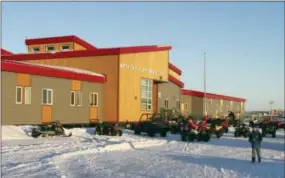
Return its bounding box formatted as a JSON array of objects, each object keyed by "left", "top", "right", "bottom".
[{"left": 71, "top": 80, "right": 81, "bottom": 91}]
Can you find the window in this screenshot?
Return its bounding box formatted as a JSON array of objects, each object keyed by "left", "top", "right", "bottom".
[
  {"left": 16, "top": 86, "right": 22, "bottom": 104},
  {"left": 24, "top": 87, "right": 31, "bottom": 104},
  {"left": 205, "top": 103, "right": 208, "bottom": 112},
  {"left": 61, "top": 45, "right": 71, "bottom": 51},
  {"left": 42, "top": 88, "right": 53, "bottom": 105},
  {"left": 32, "top": 47, "right": 40, "bottom": 53},
  {"left": 70, "top": 91, "right": 75, "bottom": 106},
  {"left": 45, "top": 45, "right": 55, "bottom": 52},
  {"left": 90, "top": 93, "right": 98, "bottom": 107},
  {"left": 140, "top": 79, "right": 153, "bottom": 110},
  {"left": 76, "top": 91, "right": 82, "bottom": 106},
  {"left": 70, "top": 91, "right": 82, "bottom": 106},
  {"left": 165, "top": 99, "right": 169, "bottom": 109},
  {"left": 176, "top": 100, "right": 180, "bottom": 109},
  {"left": 184, "top": 103, "right": 188, "bottom": 111}
]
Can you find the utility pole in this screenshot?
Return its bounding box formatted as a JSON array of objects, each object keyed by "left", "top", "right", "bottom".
[
  {"left": 269, "top": 100, "right": 274, "bottom": 119},
  {"left": 203, "top": 52, "right": 207, "bottom": 116}
]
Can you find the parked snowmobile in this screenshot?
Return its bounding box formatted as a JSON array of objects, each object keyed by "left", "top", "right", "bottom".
[
  {"left": 234, "top": 124, "right": 250, "bottom": 138},
  {"left": 94, "top": 122, "right": 123, "bottom": 136},
  {"left": 31, "top": 120, "right": 72, "bottom": 138}
]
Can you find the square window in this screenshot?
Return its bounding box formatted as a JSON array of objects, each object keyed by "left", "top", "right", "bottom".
[{"left": 42, "top": 88, "right": 53, "bottom": 105}]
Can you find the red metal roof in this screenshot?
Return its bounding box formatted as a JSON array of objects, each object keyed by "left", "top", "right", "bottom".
[
  {"left": 1, "top": 48, "right": 13, "bottom": 55},
  {"left": 25, "top": 35, "right": 97, "bottom": 50},
  {"left": 2, "top": 45, "right": 172, "bottom": 61},
  {"left": 1, "top": 60, "right": 105, "bottom": 83},
  {"left": 168, "top": 75, "right": 184, "bottom": 88},
  {"left": 169, "top": 63, "right": 182, "bottom": 75},
  {"left": 182, "top": 89, "right": 246, "bottom": 102}
]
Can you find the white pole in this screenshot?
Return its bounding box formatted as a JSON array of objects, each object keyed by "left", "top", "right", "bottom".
[
  {"left": 203, "top": 52, "right": 207, "bottom": 116},
  {"left": 269, "top": 100, "right": 274, "bottom": 119}
]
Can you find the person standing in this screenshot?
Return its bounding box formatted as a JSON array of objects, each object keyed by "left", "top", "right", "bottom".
[{"left": 248, "top": 126, "right": 263, "bottom": 163}]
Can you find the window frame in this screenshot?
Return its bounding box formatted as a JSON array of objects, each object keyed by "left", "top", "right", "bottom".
[
  {"left": 24, "top": 87, "right": 32, "bottom": 104},
  {"left": 61, "top": 44, "right": 71, "bottom": 51},
  {"left": 140, "top": 78, "right": 153, "bottom": 111},
  {"left": 89, "top": 92, "right": 99, "bottom": 107},
  {"left": 16, "top": 86, "right": 23, "bottom": 104},
  {"left": 45, "top": 45, "right": 56, "bottom": 52},
  {"left": 42, "top": 88, "right": 53, "bottom": 105}
]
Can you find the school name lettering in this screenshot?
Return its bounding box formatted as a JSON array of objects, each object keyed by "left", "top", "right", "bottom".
[{"left": 120, "top": 63, "right": 164, "bottom": 76}]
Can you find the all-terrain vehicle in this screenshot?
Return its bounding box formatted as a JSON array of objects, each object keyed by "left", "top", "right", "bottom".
[
  {"left": 31, "top": 120, "right": 72, "bottom": 138},
  {"left": 207, "top": 118, "right": 229, "bottom": 133},
  {"left": 134, "top": 113, "right": 168, "bottom": 137},
  {"left": 94, "top": 122, "right": 123, "bottom": 136},
  {"left": 180, "top": 118, "right": 211, "bottom": 142},
  {"left": 206, "top": 118, "right": 225, "bottom": 138},
  {"left": 260, "top": 121, "right": 278, "bottom": 138},
  {"left": 234, "top": 124, "right": 250, "bottom": 138}
]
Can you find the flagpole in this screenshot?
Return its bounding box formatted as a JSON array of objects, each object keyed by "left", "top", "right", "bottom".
[{"left": 203, "top": 52, "right": 207, "bottom": 116}]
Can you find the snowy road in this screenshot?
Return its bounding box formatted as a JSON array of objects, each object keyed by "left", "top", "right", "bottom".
[{"left": 1, "top": 126, "right": 284, "bottom": 178}]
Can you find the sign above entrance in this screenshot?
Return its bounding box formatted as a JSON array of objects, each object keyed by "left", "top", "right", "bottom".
[{"left": 120, "top": 63, "right": 165, "bottom": 76}]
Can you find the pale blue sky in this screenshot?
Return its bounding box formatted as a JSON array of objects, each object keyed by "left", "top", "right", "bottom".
[{"left": 2, "top": 2, "right": 284, "bottom": 111}]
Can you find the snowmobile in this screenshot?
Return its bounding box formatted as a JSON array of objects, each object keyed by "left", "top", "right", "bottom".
[
  {"left": 95, "top": 122, "right": 123, "bottom": 136},
  {"left": 234, "top": 124, "right": 250, "bottom": 138},
  {"left": 31, "top": 121, "right": 72, "bottom": 138},
  {"left": 180, "top": 118, "right": 211, "bottom": 142}
]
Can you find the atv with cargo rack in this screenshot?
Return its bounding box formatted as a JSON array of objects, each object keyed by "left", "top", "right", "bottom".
[{"left": 134, "top": 113, "right": 168, "bottom": 137}]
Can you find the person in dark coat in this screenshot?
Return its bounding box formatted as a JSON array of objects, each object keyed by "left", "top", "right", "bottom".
[{"left": 248, "top": 126, "right": 263, "bottom": 163}]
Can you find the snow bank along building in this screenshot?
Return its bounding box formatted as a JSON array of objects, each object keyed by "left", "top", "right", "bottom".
[{"left": 1, "top": 35, "right": 246, "bottom": 125}]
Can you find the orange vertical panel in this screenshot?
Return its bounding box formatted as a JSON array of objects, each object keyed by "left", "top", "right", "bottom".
[
  {"left": 89, "top": 107, "right": 98, "bottom": 122},
  {"left": 42, "top": 105, "right": 52, "bottom": 123},
  {"left": 16, "top": 73, "right": 31, "bottom": 87},
  {"left": 71, "top": 80, "right": 81, "bottom": 91},
  {"left": 152, "top": 82, "right": 158, "bottom": 113},
  {"left": 76, "top": 81, "right": 81, "bottom": 91}
]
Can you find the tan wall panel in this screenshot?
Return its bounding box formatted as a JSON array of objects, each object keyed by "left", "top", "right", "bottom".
[
  {"left": 119, "top": 51, "right": 169, "bottom": 122},
  {"left": 73, "top": 42, "right": 87, "bottom": 50},
  {"left": 2, "top": 71, "right": 104, "bottom": 125},
  {"left": 16, "top": 73, "right": 31, "bottom": 87},
  {"left": 26, "top": 55, "right": 118, "bottom": 123},
  {"left": 181, "top": 95, "right": 192, "bottom": 116}
]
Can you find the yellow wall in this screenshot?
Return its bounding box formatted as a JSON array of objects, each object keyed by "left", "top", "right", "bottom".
[
  {"left": 119, "top": 51, "right": 169, "bottom": 122},
  {"left": 169, "top": 69, "right": 180, "bottom": 79},
  {"left": 27, "top": 42, "right": 86, "bottom": 53}
]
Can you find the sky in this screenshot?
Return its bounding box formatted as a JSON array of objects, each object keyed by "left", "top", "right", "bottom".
[{"left": 2, "top": 2, "right": 284, "bottom": 111}]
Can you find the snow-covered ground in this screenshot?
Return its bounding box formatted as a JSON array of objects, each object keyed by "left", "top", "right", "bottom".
[{"left": 1, "top": 126, "right": 284, "bottom": 178}]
